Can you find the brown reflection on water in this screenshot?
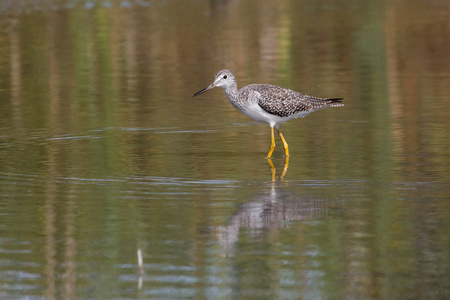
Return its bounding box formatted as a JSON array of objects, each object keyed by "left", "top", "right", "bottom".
[
  {"left": 43, "top": 17, "right": 64, "bottom": 297},
  {"left": 8, "top": 19, "right": 23, "bottom": 132},
  {"left": 44, "top": 180, "right": 56, "bottom": 299},
  {"left": 63, "top": 191, "right": 77, "bottom": 300},
  {"left": 386, "top": 0, "right": 450, "bottom": 182}
]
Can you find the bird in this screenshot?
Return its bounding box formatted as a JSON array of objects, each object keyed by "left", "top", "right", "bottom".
[{"left": 193, "top": 70, "right": 343, "bottom": 158}]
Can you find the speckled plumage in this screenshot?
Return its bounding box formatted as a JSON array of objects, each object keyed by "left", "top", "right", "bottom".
[
  {"left": 193, "top": 69, "right": 344, "bottom": 158},
  {"left": 242, "top": 84, "right": 343, "bottom": 118}
]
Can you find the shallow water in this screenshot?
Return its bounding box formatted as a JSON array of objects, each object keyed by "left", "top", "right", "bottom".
[{"left": 0, "top": 0, "right": 449, "bottom": 299}]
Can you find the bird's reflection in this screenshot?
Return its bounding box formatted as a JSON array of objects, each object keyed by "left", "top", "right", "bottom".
[
  {"left": 217, "top": 181, "right": 342, "bottom": 250},
  {"left": 267, "top": 157, "right": 289, "bottom": 180}
]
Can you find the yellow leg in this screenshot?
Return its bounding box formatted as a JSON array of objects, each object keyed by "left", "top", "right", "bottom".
[
  {"left": 266, "top": 127, "right": 276, "bottom": 159},
  {"left": 267, "top": 157, "right": 289, "bottom": 180},
  {"left": 267, "top": 158, "right": 276, "bottom": 181},
  {"left": 277, "top": 129, "right": 290, "bottom": 157},
  {"left": 280, "top": 156, "right": 290, "bottom": 179}
]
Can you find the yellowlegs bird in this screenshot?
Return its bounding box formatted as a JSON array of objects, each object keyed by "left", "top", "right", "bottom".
[{"left": 193, "top": 70, "right": 343, "bottom": 158}]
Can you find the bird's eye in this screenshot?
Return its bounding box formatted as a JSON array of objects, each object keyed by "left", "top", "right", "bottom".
[{"left": 223, "top": 75, "right": 228, "bottom": 79}]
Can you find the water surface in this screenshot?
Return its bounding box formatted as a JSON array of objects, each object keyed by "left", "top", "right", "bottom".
[{"left": 0, "top": 0, "right": 449, "bottom": 299}]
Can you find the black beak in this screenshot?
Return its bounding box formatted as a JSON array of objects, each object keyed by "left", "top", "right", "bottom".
[{"left": 193, "top": 83, "right": 215, "bottom": 97}]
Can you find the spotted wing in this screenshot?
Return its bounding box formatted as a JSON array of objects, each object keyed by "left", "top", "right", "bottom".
[{"left": 247, "top": 84, "right": 343, "bottom": 117}]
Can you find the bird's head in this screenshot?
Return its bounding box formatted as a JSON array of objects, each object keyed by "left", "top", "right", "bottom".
[{"left": 193, "top": 70, "right": 235, "bottom": 97}]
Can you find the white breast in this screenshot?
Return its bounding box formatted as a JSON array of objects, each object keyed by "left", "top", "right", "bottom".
[{"left": 237, "top": 103, "right": 281, "bottom": 127}]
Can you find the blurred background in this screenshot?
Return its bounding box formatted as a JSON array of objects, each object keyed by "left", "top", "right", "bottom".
[{"left": 0, "top": 0, "right": 449, "bottom": 299}]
